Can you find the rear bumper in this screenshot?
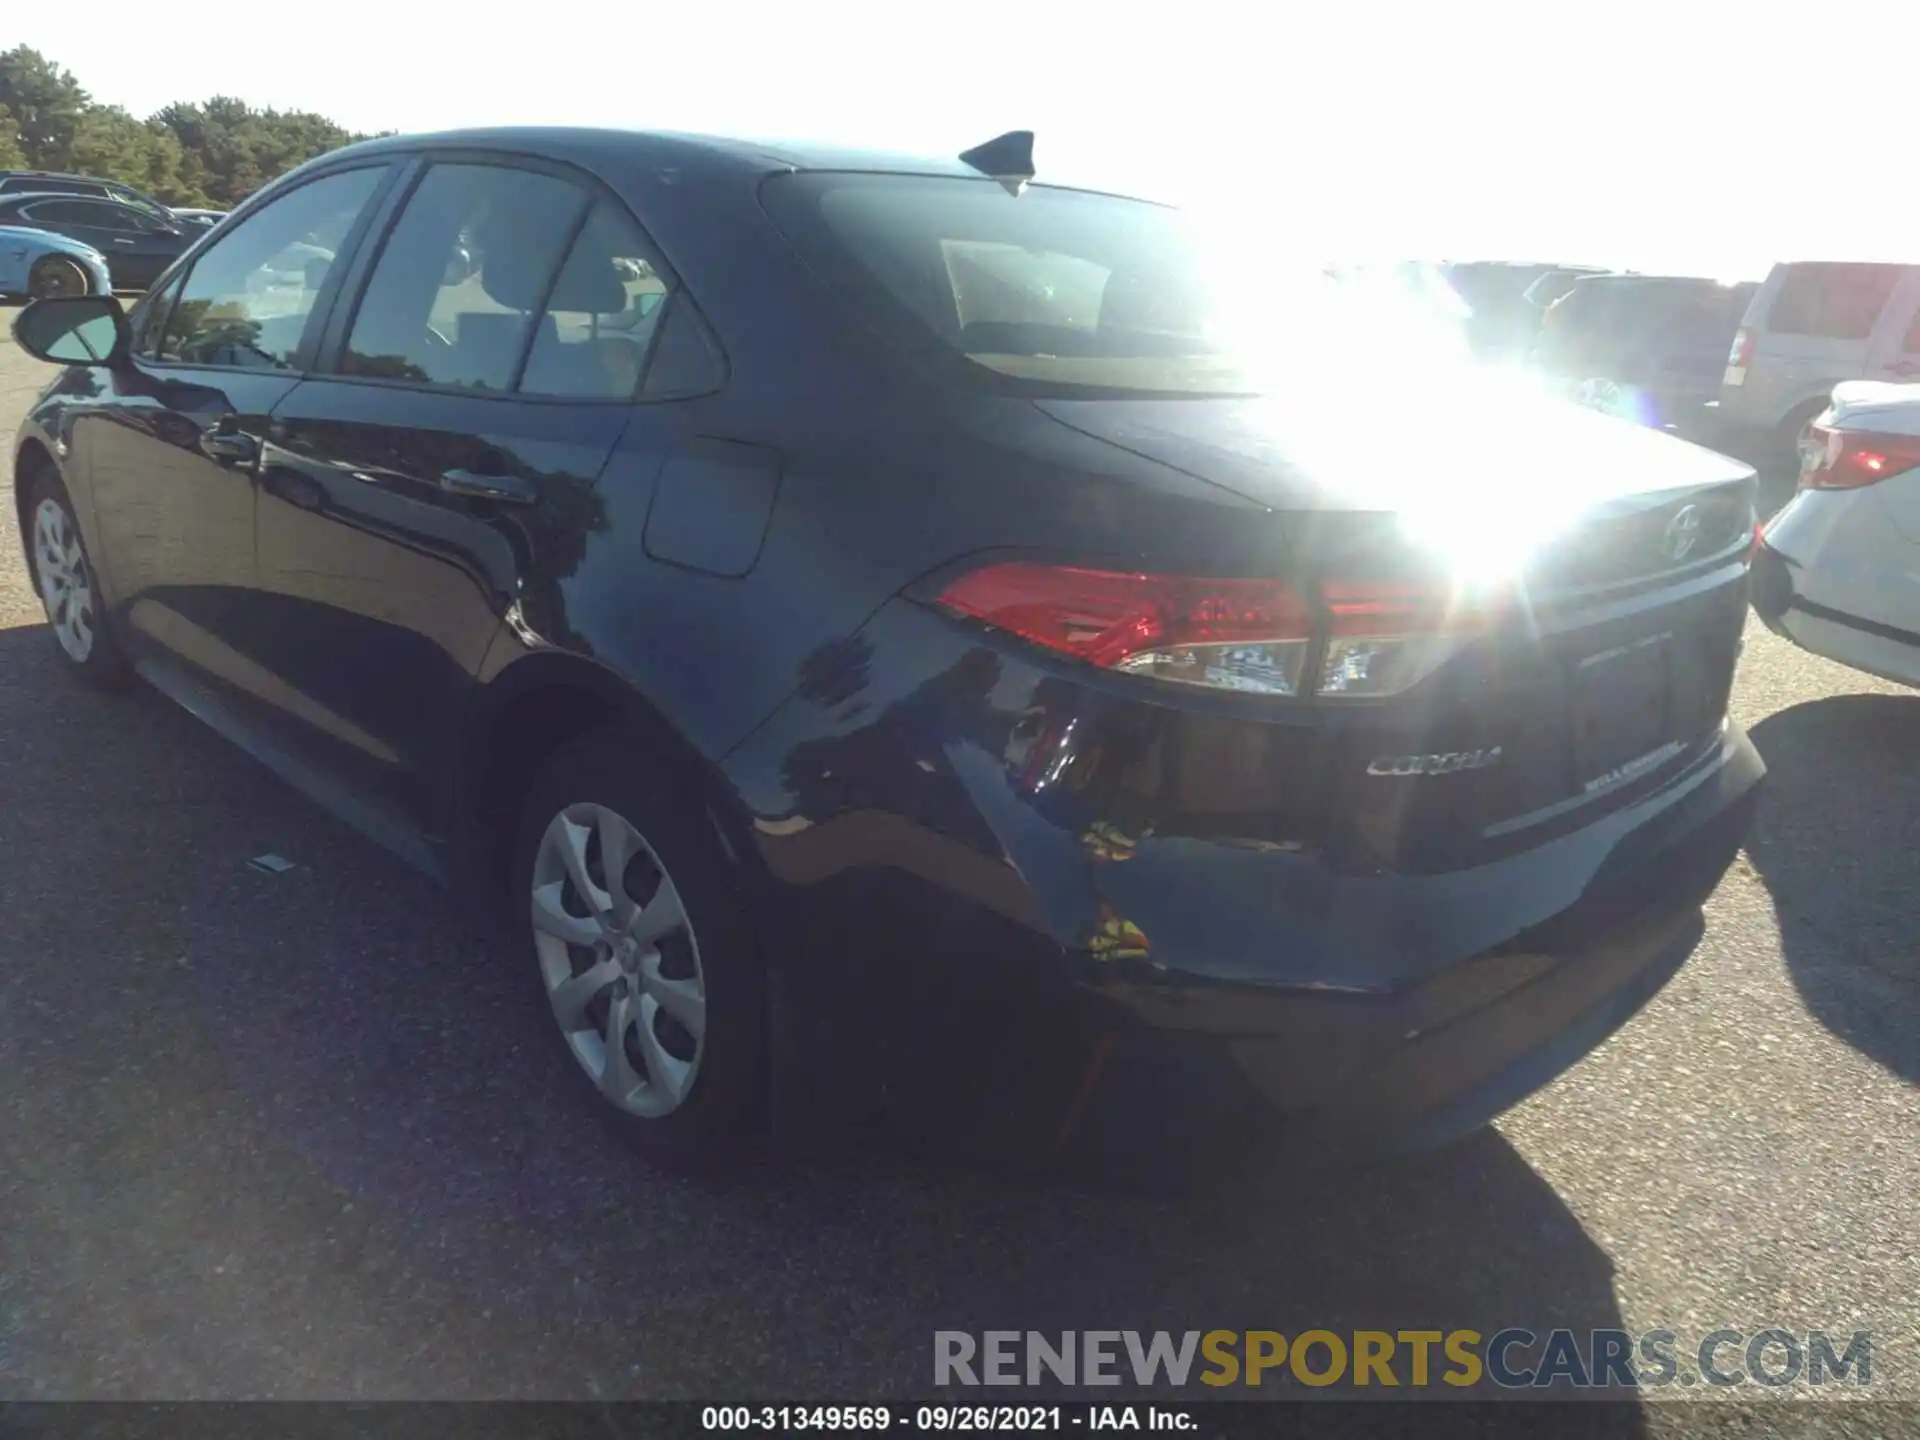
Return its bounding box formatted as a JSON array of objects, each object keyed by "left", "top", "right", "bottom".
[
  {"left": 1099, "top": 723, "right": 1760, "bottom": 1156},
  {"left": 731, "top": 581, "right": 1764, "bottom": 1155},
  {"left": 1755, "top": 489, "right": 1920, "bottom": 686},
  {"left": 1751, "top": 540, "right": 1920, "bottom": 687}
]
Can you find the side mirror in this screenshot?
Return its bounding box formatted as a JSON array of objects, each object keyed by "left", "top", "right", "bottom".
[{"left": 12, "top": 295, "right": 131, "bottom": 368}]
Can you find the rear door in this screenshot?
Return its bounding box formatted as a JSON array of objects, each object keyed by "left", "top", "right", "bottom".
[{"left": 251, "top": 155, "right": 671, "bottom": 832}]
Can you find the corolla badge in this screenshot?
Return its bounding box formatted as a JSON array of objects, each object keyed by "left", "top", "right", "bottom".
[
  {"left": 1367, "top": 747, "right": 1503, "bottom": 777},
  {"left": 1663, "top": 503, "right": 1703, "bottom": 562}
]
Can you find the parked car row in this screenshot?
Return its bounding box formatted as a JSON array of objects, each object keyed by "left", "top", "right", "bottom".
[
  {"left": 1443, "top": 253, "right": 1920, "bottom": 690},
  {"left": 1447, "top": 256, "right": 1920, "bottom": 472},
  {"left": 0, "top": 170, "right": 227, "bottom": 294}
]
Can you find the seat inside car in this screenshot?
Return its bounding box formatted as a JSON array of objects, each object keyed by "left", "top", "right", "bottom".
[{"left": 462, "top": 211, "right": 644, "bottom": 397}]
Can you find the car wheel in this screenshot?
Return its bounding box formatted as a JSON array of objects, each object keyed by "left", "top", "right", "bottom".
[
  {"left": 27, "top": 254, "right": 90, "bottom": 301},
  {"left": 25, "top": 469, "right": 130, "bottom": 688},
  {"left": 1775, "top": 400, "right": 1829, "bottom": 473},
  {"left": 511, "top": 729, "right": 765, "bottom": 1163}
]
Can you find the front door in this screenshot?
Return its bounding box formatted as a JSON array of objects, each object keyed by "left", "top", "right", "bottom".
[
  {"left": 252, "top": 159, "right": 668, "bottom": 835},
  {"left": 77, "top": 164, "right": 396, "bottom": 707}
]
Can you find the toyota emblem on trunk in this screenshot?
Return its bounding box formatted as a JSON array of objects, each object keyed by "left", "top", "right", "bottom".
[{"left": 1663, "top": 503, "right": 1703, "bottom": 562}]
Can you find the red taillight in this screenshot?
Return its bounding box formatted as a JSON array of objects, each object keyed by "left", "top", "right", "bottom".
[
  {"left": 1727, "top": 327, "right": 1755, "bottom": 369},
  {"left": 934, "top": 564, "right": 1481, "bottom": 698},
  {"left": 1320, "top": 578, "right": 1499, "bottom": 636},
  {"left": 1799, "top": 426, "right": 1920, "bottom": 490}
]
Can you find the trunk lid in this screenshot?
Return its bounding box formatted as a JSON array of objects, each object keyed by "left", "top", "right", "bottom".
[{"left": 1034, "top": 388, "right": 1756, "bottom": 874}]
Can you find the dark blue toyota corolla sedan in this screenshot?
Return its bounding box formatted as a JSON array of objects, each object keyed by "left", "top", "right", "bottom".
[{"left": 11, "top": 127, "right": 1763, "bottom": 1169}]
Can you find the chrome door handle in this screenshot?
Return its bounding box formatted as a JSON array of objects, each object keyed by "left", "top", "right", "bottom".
[
  {"left": 200, "top": 428, "right": 257, "bottom": 463},
  {"left": 439, "top": 467, "right": 537, "bottom": 505}
]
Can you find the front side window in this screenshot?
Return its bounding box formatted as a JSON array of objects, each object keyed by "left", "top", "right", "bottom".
[
  {"left": 159, "top": 166, "right": 386, "bottom": 369},
  {"left": 343, "top": 163, "right": 587, "bottom": 391},
  {"left": 132, "top": 274, "right": 186, "bottom": 359},
  {"left": 106, "top": 202, "right": 168, "bottom": 234},
  {"left": 519, "top": 200, "right": 670, "bottom": 399}
]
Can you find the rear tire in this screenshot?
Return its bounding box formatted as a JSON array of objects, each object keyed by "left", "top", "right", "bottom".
[
  {"left": 24, "top": 467, "right": 130, "bottom": 689},
  {"left": 1774, "top": 398, "right": 1830, "bottom": 473},
  {"left": 27, "top": 255, "right": 90, "bottom": 301},
  {"left": 510, "top": 728, "right": 765, "bottom": 1165}
]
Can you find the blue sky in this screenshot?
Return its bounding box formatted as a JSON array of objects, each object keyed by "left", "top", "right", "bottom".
[{"left": 18, "top": 0, "right": 1920, "bottom": 278}]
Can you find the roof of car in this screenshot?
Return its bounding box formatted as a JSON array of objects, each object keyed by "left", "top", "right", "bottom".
[
  {"left": 315, "top": 127, "right": 1014, "bottom": 182},
  {"left": 1, "top": 169, "right": 114, "bottom": 181},
  {"left": 0, "top": 190, "right": 140, "bottom": 209}
]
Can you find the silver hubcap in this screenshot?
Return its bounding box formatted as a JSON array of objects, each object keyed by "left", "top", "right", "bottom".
[
  {"left": 530, "top": 803, "right": 705, "bottom": 1118},
  {"left": 33, "top": 497, "right": 95, "bottom": 663}
]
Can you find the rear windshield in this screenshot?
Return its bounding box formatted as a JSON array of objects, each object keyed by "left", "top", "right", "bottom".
[
  {"left": 1761, "top": 263, "right": 1906, "bottom": 340},
  {"left": 763, "top": 172, "right": 1405, "bottom": 397}
]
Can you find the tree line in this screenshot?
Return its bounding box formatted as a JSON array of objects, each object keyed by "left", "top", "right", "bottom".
[{"left": 0, "top": 46, "right": 381, "bottom": 210}]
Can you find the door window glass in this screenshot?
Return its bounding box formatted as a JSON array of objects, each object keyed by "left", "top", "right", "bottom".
[
  {"left": 343, "top": 163, "right": 587, "bottom": 391},
  {"left": 1765, "top": 264, "right": 1905, "bottom": 340},
  {"left": 19, "top": 199, "right": 98, "bottom": 225},
  {"left": 79, "top": 201, "right": 152, "bottom": 233},
  {"left": 159, "top": 166, "right": 385, "bottom": 369},
  {"left": 519, "top": 200, "right": 669, "bottom": 398},
  {"left": 133, "top": 274, "right": 187, "bottom": 359}
]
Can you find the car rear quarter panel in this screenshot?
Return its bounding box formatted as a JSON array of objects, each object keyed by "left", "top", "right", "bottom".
[{"left": 470, "top": 165, "right": 1274, "bottom": 771}]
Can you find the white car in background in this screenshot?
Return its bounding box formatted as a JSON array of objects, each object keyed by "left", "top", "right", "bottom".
[{"left": 1753, "top": 380, "right": 1920, "bottom": 686}]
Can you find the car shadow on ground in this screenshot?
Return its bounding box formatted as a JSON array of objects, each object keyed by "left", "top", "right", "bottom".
[
  {"left": 0, "top": 623, "right": 1641, "bottom": 1419},
  {"left": 1744, "top": 693, "right": 1920, "bottom": 1086}
]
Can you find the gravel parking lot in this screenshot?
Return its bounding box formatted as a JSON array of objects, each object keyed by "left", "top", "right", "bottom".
[{"left": 0, "top": 323, "right": 1915, "bottom": 1415}]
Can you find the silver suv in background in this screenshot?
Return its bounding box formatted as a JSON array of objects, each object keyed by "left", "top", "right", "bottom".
[{"left": 1720, "top": 261, "right": 1920, "bottom": 467}]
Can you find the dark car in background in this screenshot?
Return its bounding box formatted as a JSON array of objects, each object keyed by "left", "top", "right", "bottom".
[
  {"left": 12, "top": 127, "right": 1763, "bottom": 1171},
  {"left": 1533, "top": 274, "right": 1757, "bottom": 446},
  {"left": 0, "top": 192, "right": 197, "bottom": 289},
  {"left": 1444, "top": 260, "right": 1608, "bottom": 362}
]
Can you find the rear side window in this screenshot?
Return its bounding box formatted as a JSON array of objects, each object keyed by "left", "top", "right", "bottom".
[
  {"left": 343, "top": 163, "right": 588, "bottom": 391},
  {"left": 1762, "top": 263, "right": 1905, "bottom": 340},
  {"left": 19, "top": 199, "right": 97, "bottom": 225},
  {"left": 160, "top": 166, "right": 386, "bottom": 368},
  {"left": 519, "top": 200, "right": 670, "bottom": 399}
]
